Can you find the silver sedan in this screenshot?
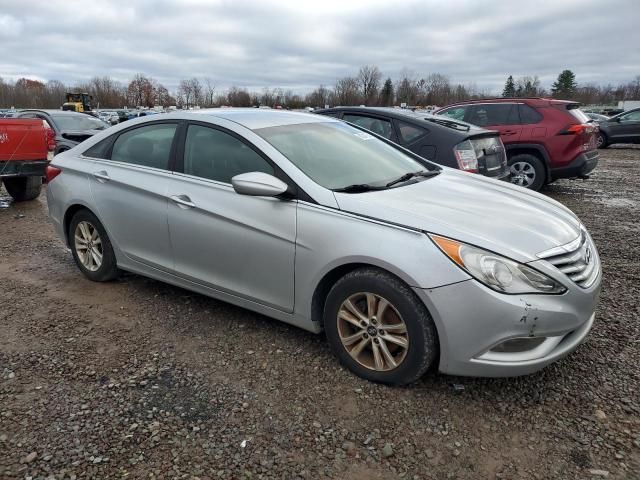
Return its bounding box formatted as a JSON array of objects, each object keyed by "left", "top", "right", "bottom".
[{"left": 46, "top": 109, "right": 601, "bottom": 385}]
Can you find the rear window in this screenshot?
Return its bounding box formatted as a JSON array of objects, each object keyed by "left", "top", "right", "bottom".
[{"left": 467, "top": 104, "right": 518, "bottom": 126}]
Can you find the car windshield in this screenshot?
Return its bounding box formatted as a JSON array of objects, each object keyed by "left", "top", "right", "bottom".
[
  {"left": 52, "top": 114, "right": 107, "bottom": 131},
  {"left": 255, "top": 121, "right": 432, "bottom": 190}
]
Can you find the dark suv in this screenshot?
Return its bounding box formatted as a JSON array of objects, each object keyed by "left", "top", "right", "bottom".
[
  {"left": 435, "top": 98, "right": 599, "bottom": 190},
  {"left": 315, "top": 107, "right": 510, "bottom": 181}
]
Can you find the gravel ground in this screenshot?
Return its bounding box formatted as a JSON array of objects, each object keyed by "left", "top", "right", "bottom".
[{"left": 1, "top": 147, "right": 639, "bottom": 480}]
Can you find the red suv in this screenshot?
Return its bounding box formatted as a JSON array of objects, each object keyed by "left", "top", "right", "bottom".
[{"left": 435, "top": 98, "right": 599, "bottom": 190}]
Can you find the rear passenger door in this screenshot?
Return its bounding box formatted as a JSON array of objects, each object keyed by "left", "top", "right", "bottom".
[
  {"left": 342, "top": 113, "right": 397, "bottom": 142},
  {"left": 166, "top": 122, "right": 297, "bottom": 312},
  {"left": 86, "top": 121, "right": 178, "bottom": 271},
  {"left": 467, "top": 103, "right": 521, "bottom": 141}
]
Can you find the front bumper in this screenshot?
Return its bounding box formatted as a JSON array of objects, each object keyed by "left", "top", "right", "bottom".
[{"left": 414, "top": 275, "right": 600, "bottom": 377}]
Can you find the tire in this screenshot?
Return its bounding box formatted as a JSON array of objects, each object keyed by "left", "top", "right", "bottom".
[
  {"left": 324, "top": 268, "right": 438, "bottom": 385},
  {"left": 508, "top": 154, "right": 546, "bottom": 191},
  {"left": 68, "top": 209, "right": 120, "bottom": 282},
  {"left": 596, "top": 132, "right": 609, "bottom": 149},
  {"left": 2, "top": 176, "right": 42, "bottom": 201}
]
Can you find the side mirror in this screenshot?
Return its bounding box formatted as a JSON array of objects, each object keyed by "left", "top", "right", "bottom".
[{"left": 231, "top": 172, "right": 289, "bottom": 197}]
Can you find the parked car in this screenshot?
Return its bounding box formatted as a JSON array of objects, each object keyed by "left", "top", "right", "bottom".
[
  {"left": 586, "top": 112, "right": 610, "bottom": 123},
  {"left": 315, "top": 107, "right": 510, "bottom": 181},
  {"left": 595, "top": 107, "right": 640, "bottom": 148},
  {"left": 15, "top": 109, "right": 108, "bottom": 154},
  {"left": 46, "top": 110, "right": 601, "bottom": 385},
  {"left": 435, "top": 98, "right": 599, "bottom": 191},
  {"left": 0, "top": 118, "right": 55, "bottom": 200},
  {"left": 98, "top": 111, "right": 119, "bottom": 125}
]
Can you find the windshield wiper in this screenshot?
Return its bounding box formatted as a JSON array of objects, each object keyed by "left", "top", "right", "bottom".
[
  {"left": 385, "top": 170, "right": 440, "bottom": 188},
  {"left": 332, "top": 183, "right": 387, "bottom": 193}
]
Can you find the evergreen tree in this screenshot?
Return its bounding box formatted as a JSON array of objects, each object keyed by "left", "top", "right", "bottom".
[
  {"left": 551, "top": 70, "right": 577, "bottom": 99},
  {"left": 502, "top": 75, "right": 516, "bottom": 97},
  {"left": 379, "top": 77, "right": 394, "bottom": 106}
]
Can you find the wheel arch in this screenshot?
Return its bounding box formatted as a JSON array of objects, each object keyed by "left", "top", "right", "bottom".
[
  {"left": 505, "top": 144, "right": 551, "bottom": 183},
  {"left": 310, "top": 261, "right": 428, "bottom": 328},
  {"left": 63, "top": 203, "right": 100, "bottom": 247}
]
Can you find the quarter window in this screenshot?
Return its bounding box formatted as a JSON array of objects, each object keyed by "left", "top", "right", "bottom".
[
  {"left": 110, "top": 123, "right": 177, "bottom": 170},
  {"left": 183, "top": 125, "right": 273, "bottom": 183},
  {"left": 396, "top": 121, "right": 427, "bottom": 143},
  {"left": 518, "top": 104, "right": 543, "bottom": 124},
  {"left": 343, "top": 114, "right": 393, "bottom": 139}
]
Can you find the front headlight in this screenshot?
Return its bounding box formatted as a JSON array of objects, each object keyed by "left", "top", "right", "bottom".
[{"left": 430, "top": 235, "right": 566, "bottom": 294}]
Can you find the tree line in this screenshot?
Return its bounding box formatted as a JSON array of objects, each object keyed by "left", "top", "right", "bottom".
[{"left": 1, "top": 67, "right": 639, "bottom": 110}]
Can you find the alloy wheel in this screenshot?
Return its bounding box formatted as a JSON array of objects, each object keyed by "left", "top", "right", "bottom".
[
  {"left": 596, "top": 134, "right": 604, "bottom": 148},
  {"left": 74, "top": 221, "right": 103, "bottom": 272},
  {"left": 510, "top": 161, "right": 536, "bottom": 187},
  {"left": 337, "top": 293, "right": 409, "bottom": 371}
]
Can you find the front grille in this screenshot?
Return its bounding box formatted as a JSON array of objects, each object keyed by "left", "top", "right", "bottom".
[{"left": 537, "top": 230, "right": 600, "bottom": 289}]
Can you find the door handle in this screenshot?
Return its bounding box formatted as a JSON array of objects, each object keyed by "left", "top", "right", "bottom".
[
  {"left": 502, "top": 130, "right": 518, "bottom": 135},
  {"left": 170, "top": 195, "right": 196, "bottom": 209},
  {"left": 92, "top": 171, "right": 110, "bottom": 182}
]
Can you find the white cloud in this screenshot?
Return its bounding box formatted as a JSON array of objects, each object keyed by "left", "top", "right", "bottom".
[{"left": 0, "top": 0, "right": 638, "bottom": 93}]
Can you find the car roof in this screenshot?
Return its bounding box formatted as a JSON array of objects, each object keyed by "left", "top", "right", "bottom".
[
  {"left": 437, "top": 97, "right": 580, "bottom": 109},
  {"left": 186, "top": 108, "right": 338, "bottom": 129},
  {"left": 19, "top": 109, "right": 88, "bottom": 116},
  {"left": 317, "top": 106, "right": 488, "bottom": 133}
]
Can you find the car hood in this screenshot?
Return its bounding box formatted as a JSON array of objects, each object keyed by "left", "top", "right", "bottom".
[{"left": 333, "top": 169, "right": 581, "bottom": 263}]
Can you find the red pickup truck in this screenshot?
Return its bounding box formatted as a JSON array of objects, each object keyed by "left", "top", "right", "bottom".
[{"left": 0, "top": 118, "right": 56, "bottom": 201}]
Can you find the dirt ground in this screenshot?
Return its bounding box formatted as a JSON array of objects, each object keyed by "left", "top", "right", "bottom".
[{"left": 1, "top": 147, "right": 639, "bottom": 480}]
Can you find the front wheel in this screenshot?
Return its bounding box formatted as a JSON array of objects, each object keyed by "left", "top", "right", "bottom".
[
  {"left": 2, "top": 176, "right": 42, "bottom": 201},
  {"left": 509, "top": 154, "right": 546, "bottom": 191},
  {"left": 69, "top": 209, "right": 120, "bottom": 282},
  {"left": 324, "top": 268, "right": 438, "bottom": 385}
]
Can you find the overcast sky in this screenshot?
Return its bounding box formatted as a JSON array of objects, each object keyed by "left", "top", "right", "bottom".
[{"left": 1, "top": 0, "right": 638, "bottom": 94}]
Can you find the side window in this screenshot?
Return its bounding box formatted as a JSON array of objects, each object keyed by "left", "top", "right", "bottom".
[
  {"left": 439, "top": 107, "right": 467, "bottom": 121},
  {"left": 320, "top": 112, "right": 342, "bottom": 118},
  {"left": 468, "top": 104, "right": 516, "bottom": 126},
  {"left": 518, "top": 104, "right": 542, "bottom": 124},
  {"left": 83, "top": 138, "right": 113, "bottom": 159},
  {"left": 621, "top": 110, "right": 640, "bottom": 122},
  {"left": 183, "top": 125, "right": 274, "bottom": 183},
  {"left": 396, "top": 121, "right": 427, "bottom": 143},
  {"left": 111, "top": 123, "right": 177, "bottom": 170},
  {"left": 343, "top": 114, "right": 393, "bottom": 139}
]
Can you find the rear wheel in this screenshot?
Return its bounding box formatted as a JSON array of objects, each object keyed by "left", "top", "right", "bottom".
[
  {"left": 324, "top": 268, "right": 438, "bottom": 385},
  {"left": 2, "top": 176, "right": 42, "bottom": 201},
  {"left": 69, "top": 209, "right": 119, "bottom": 282},
  {"left": 509, "top": 154, "right": 545, "bottom": 191},
  {"left": 596, "top": 132, "right": 608, "bottom": 149}
]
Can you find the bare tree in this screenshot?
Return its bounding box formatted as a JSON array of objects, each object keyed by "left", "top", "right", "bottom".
[
  {"left": 357, "top": 65, "right": 382, "bottom": 105},
  {"left": 334, "top": 77, "right": 361, "bottom": 105},
  {"left": 395, "top": 68, "right": 418, "bottom": 105},
  {"left": 203, "top": 78, "right": 216, "bottom": 107},
  {"left": 178, "top": 79, "right": 193, "bottom": 109}
]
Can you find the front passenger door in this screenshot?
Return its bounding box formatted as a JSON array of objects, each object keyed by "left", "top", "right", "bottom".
[{"left": 166, "top": 123, "right": 297, "bottom": 312}]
